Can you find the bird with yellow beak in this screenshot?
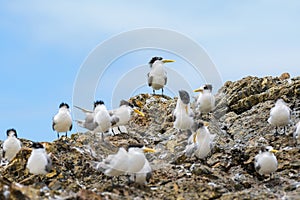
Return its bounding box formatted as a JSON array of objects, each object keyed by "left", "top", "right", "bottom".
[
  {"left": 254, "top": 146, "right": 278, "bottom": 177},
  {"left": 173, "top": 90, "right": 194, "bottom": 131},
  {"left": 194, "top": 84, "right": 215, "bottom": 116},
  {"left": 147, "top": 57, "right": 175, "bottom": 95}
]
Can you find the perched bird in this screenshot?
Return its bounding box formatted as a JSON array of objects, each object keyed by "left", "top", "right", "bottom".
[
  {"left": 194, "top": 84, "right": 215, "bottom": 115},
  {"left": 93, "top": 100, "right": 112, "bottom": 136},
  {"left": 99, "top": 144, "right": 155, "bottom": 185},
  {"left": 131, "top": 158, "right": 152, "bottom": 185},
  {"left": 2, "top": 128, "right": 22, "bottom": 161},
  {"left": 26, "top": 142, "right": 52, "bottom": 175},
  {"left": 109, "top": 100, "right": 144, "bottom": 134},
  {"left": 147, "top": 57, "right": 175, "bottom": 95},
  {"left": 254, "top": 146, "right": 278, "bottom": 176},
  {"left": 294, "top": 121, "right": 300, "bottom": 141},
  {"left": 52, "top": 102, "right": 72, "bottom": 138},
  {"left": 173, "top": 90, "right": 194, "bottom": 131},
  {"left": 185, "top": 122, "right": 215, "bottom": 159},
  {"left": 267, "top": 99, "right": 291, "bottom": 134}
]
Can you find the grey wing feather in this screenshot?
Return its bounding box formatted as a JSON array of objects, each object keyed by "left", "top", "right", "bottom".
[
  {"left": 164, "top": 76, "right": 167, "bottom": 85},
  {"left": 74, "top": 105, "right": 93, "bottom": 114},
  {"left": 45, "top": 155, "right": 52, "bottom": 173},
  {"left": 148, "top": 75, "right": 153, "bottom": 87}
]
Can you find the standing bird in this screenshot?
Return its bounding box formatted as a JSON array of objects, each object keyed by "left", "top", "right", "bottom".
[
  {"left": 185, "top": 122, "right": 215, "bottom": 160},
  {"left": 294, "top": 121, "right": 300, "bottom": 142},
  {"left": 147, "top": 57, "right": 175, "bottom": 95},
  {"left": 109, "top": 100, "right": 144, "bottom": 134},
  {"left": 26, "top": 142, "right": 52, "bottom": 175},
  {"left": 194, "top": 84, "right": 215, "bottom": 116},
  {"left": 93, "top": 100, "right": 112, "bottom": 137},
  {"left": 52, "top": 102, "right": 72, "bottom": 138},
  {"left": 267, "top": 99, "right": 291, "bottom": 134},
  {"left": 173, "top": 90, "right": 194, "bottom": 131},
  {"left": 99, "top": 144, "right": 155, "bottom": 185},
  {"left": 254, "top": 146, "right": 278, "bottom": 176},
  {"left": 2, "top": 128, "right": 22, "bottom": 161}
]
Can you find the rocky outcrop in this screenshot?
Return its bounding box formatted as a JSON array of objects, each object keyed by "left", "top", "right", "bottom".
[{"left": 1, "top": 75, "right": 300, "bottom": 199}]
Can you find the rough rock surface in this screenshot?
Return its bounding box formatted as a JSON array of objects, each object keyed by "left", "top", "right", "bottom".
[{"left": 1, "top": 75, "right": 300, "bottom": 199}]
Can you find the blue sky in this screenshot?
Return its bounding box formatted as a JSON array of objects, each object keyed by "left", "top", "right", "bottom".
[{"left": 1, "top": 1, "right": 299, "bottom": 142}]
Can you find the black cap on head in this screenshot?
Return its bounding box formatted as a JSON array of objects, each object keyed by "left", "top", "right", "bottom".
[
  {"left": 59, "top": 102, "right": 69, "bottom": 109},
  {"left": 94, "top": 100, "right": 104, "bottom": 109},
  {"left": 119, "top": 100, "right": 134, "bottom": 108},
  {"left": 127, "top": 143, "right": 144, "bottom": 150},
  {"left": 178, "top": 90, "right": 190, "bottom": 104},
  {"left": 203, "top": 84, "right": 213, "bottom": 91},
  {"left": 149, "top": 57, "right": 163, "bottom": 65},
  {"left": 6, "top": 128, "right": 17, "bottom": 138},
  {"left": 32, "top": 142, "right": 44, "bottom": 149}
]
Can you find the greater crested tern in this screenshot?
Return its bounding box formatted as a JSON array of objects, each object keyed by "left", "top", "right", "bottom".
[
  {"left": 109, "top": 100, "right": 144, "bottom": 134},
  {"left": 254, "top": 146, "right": 278, "bottom": 176},
  {"left": 52, "top": 102, "right": 72, "bottom": 138},
  {"left": 26, "top": 142, "right": 52, "bottom": 175},
  {"left": 194, "top": 84, "right": 215, "bottom": 115},
  {"left": 147, "top": 57, "right": 175, "bottom": 95},
  {"left": 173, "top": 90, "right": 194, "bottom": 131},
  {"left": 93, "top": 100, "right": 112, "bottom": 135},
  {"left": 100, "top": 144, "right": 155, "bottom": 185},
  {"left": 267, "top": 99, "right": 291, "bottom": 134},
  {"left": 2, "top": 128, "right": 22, "bottom": 161},
  {"left": 185, "top": 122, "right": 215, "bottom": 159}
]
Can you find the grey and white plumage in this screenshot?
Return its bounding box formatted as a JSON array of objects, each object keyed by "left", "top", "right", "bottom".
[
  {"left": 294, "top": 121, "right": 300, "bottom": 141},
  {"left": 52, "top": 102, "right": 72, "bottom": 138},
  {"left": 147, "top": 57, "right": 175, "bottom": 95},
  {"left": 185, "top": 122, "right": 215, "bottom": 159},
  {"left": 93, "top": 100, "right": 112, "bottom": 133},
  {"left": 2, "top": 128, "right": 22, "bottom": 161},
  {"left": 26, "top": 142, "right": 52, "bottom": 175},
  {"left": 74, "top": 103, "right": 98, "bottom": 131},
  {"left": 99, "top": 144, "right": 155, "bottom": 184},
  {"left": 267, "top": 99, "right": 291, "bottom": 133},
  {"left": 194, "top": 84, "right": 215, "bottom": 114},
  {"left": 173, "top": 90, "right": 194, "bottom": 131},
  {"left": 254, "top": 146, "right": 278, "bottom": 175}
]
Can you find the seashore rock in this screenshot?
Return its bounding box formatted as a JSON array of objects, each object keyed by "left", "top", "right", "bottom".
[{"left": 0, "top": 75, "right": 299, "bottom": 199}]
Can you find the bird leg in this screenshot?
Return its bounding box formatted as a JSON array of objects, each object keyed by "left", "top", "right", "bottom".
[
  {"left": 275, "top": 127, "right": 279, "bottom": 136},
  {"left": 65, "top": 132, "right": 67, "bottom": 137},
  {"left": 153, "top": 90, "right": 155, "bottom": 95},
  {"left": 161, "top": 88, "right": 164, "bottom": 96},
  {"left": 57, "top": 132, "right": 60, "bottom": 139}
]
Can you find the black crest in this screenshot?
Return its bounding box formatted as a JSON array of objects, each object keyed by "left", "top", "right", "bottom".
[
  {"left": 6, "top": 128, "right": 17, "bottom": 138},
  {"left": 149, "top": 57, "right": 163, "bottom": 65},
  {"left": 204, "top": 84, "right": 213, "bottom": 91},
  {"left": 32, "top": 142, "right": 44, "bottom": 149},
  {"left": 127, "top": 143, "right": 144, "bottom": 150},
  {"left": 59, "top": 102, "right": 69, "bottom": 109},
  {"left": 94, "top": 100, "right": 104, "bottom": 109}
]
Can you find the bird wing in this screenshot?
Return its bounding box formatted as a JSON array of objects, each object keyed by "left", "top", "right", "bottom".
[
  {"left": 69, "top": 123, "right": 73, "bottom": 131},
  {"left": 74, "top": 105, "right": 93, "bottom": 114},
  {"left": 148, "top": 75, "right": 153, "bottom": 87},
  {"left": 52, "top": 119, "right": 56, "bottom": 131},
  {"left": 45, "top": 154, "right": 52, "bottom": 173},
  {"left": 164, "top": 76, "right": 167, "bottom": 85}
]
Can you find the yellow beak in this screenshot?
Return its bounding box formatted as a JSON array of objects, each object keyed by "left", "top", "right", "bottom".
[
  {"left": 143, "top": 147, "right": 156, "bottom": 153},
  {"left": 194, "top": 87, "right": 204, "bottom": 93},
  {"left": 193, "top": 133, "right": 197, "bottom": 143},
  {"left": 203, "top": 121, "right": 209, "bottom": 126},
  {"left": 162, "top": 59, "right": 175, "bottom": 63},
  {"left": 133, "top": 109, "right": 145, "bottom": 117},
  {"left": 270, "top": 149, "right": 279, "bottom": 153}
]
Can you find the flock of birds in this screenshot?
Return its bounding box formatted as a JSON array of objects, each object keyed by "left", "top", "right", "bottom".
[{"left": 1, "top": 56, "right": 299, "bottom": 186}]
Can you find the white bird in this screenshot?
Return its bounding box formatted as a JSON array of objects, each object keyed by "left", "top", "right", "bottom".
[
  {"left": 52, "top": 102, "right": 72, "bottom": 138},
  {"left": 185, "top": 122, "right": 215, "bottom": 159},
  {"left": 267, "top": 99, "right": 291, "bottom": 134},
  {"left": 99, "top": 144, "right": 155, "bottom": 185},
  {"left": 194, "top": 84, "right": 215, "bottom": 115},
  {"left": 173, "top": 90, "right": 194, "bottom": 131},
  {"left": 26, "top": 142, "right": 52, "bottom": 175},
  {"left": 131, "top": 158, "right": 152, "bottom": 185},
  {"left": 109, "top": 100, "right": 144, "bottom": 134},
  {"left": 147, "top": 57, "right": 175, "bottom": 95},
  {"left": 254, "top": 146, "right": 278, "bottom": 176},
  {"left": 294, "top": 121, "right": 300, "bottom": 142},
  {"left": 93, "top": 100, "right": 112, "bottom": 138},
  {"left": 2, "top": 128, "right": 22, "bottom": 161}
]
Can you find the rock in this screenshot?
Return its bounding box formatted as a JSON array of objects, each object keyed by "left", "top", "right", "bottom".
[{"left": 1, "top": 75, "right": 300, "bottom": 199}]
